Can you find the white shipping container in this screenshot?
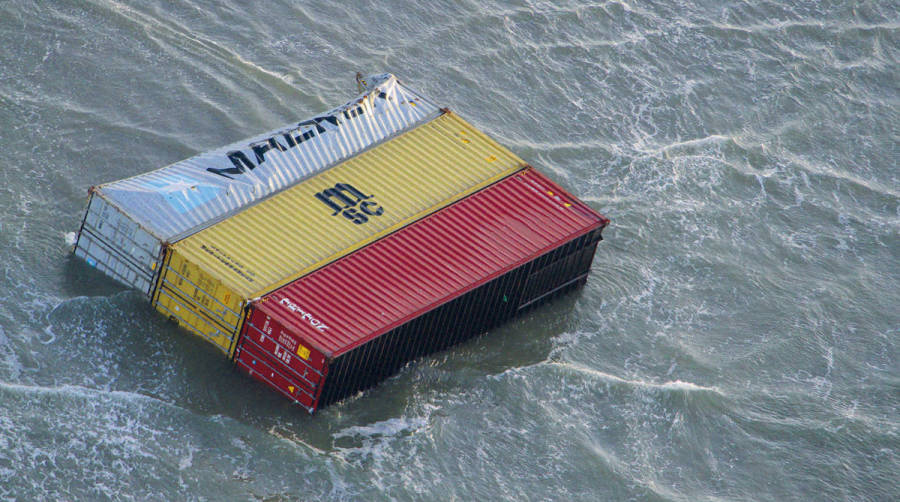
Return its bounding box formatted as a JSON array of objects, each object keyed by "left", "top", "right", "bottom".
[{"left": 73, "top": 74, "right": 441, "bottom": 296}]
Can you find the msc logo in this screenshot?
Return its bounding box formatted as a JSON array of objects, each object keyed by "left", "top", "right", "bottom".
[{"left": 314, "top": 183, "right": 384, "bottom": 225}]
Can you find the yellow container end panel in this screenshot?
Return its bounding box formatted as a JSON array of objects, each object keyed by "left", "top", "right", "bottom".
[
  {"left": 168, "top": 111, "right": 527, "bottom": 314},
  {"left": 154, "top": 285, "right": 235, "bottom": 354},
  {"left": 153, "top": 248, "right": 245, "bottom": 353}
]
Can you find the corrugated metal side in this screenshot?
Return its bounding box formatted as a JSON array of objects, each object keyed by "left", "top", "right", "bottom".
[
  {"left": 236, "top": 168, "right": 608, "bottom": 410},
  {"left": 155, "top": 112, "right": 527, "bottom": 355},
  {"left": 317, "top": 235, "right": 602, "bottom": 410},
  {"left": 257, "top": 168, "right": 606, "bottom": 356},
  {"left": 73, "top": 74, "right": 439, "bottom": 293}
]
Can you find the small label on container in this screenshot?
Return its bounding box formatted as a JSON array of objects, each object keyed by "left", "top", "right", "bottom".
[{"left": 296, "top": 344, "right": 311, "bottom": 360}]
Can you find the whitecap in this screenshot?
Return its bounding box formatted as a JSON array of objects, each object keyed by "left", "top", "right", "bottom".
[{"left": 549, "top": 361, "right": 723, "bottom": 395}]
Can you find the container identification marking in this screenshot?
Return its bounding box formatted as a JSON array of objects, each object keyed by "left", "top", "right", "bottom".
[
  {"left": 314, "top": 182, "right": 384, "bottom": 225},
  {"left": 199, "top": 243, "right": 255, "bottom": 282},
  {"left": 206, "top": 95, "right": 382, "bottom": 180},
  {"left": 274, "top": 344, "right": 293, "bottom": 365},
  {"left": 279, "top": 297, "right": 329, "bottom": 331}
]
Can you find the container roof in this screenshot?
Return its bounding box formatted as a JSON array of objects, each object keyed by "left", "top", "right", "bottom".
[
  {"left": 96, "top": 74, "right": 440, "bottom": 240},
  {"left": 258, "top": 168, "right": 607, "bottom": 357},
  {"left": 173, "top": 112, "right": 528, "bottom": 298}
]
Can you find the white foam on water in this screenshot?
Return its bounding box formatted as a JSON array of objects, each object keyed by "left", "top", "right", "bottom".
[
  {"left": 0, "top": 379, "right": 184, "bottom": 410},
  {"left": 0, "top": 381, "right": 186, "bottom": 499},
  {"left": 266, "top": 426, "right": 332, "bottom": 458},
  {"left": 0, "top": 325, "right": 22, "bottom": 381},
  {"left": 546, "top": 360, "right": 723, "bottom": 396},
  {"left": 332, "top": 415, "right": 429, "bottom": 441},
  {"left": 178, "top": 445, "right": 196, "bottom": 471},
  {"left": 330, "top": 408, "right": 436, "bottom": 467}
]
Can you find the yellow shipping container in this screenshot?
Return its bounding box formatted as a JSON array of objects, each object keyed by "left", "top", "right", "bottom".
[{"left": 152, "top": 112, "right": 527, "bottom": 355}]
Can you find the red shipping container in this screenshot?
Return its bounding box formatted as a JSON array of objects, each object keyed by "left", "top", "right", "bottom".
[{"left": 234, "top": 168, "right": 609, "bottom": 412}]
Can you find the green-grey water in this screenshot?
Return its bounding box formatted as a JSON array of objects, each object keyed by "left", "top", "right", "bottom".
[{"left": 1, "top": 1, "right": 897, "bottom": 500}]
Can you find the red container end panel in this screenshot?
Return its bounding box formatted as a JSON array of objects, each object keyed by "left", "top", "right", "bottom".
[
  {"left": 235, "top": 306, "right": 329, "bottom": 413},
  {"left": 234, "top": 168, "right": 609, "bottom": 412}
]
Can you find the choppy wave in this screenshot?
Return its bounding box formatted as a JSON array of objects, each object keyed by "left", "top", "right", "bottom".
[{"left": 1, "top": 0, "right": 898, "bottom": 500}]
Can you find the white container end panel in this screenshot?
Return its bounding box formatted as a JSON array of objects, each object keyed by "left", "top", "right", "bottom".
[{"left": 74, "top": 192, "right": 163, "bottom": 295}]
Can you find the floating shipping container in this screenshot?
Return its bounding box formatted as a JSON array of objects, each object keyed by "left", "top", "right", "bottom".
[
  {"left": 233, "top": 168, "right": 609, "bottom": 412},
  {"left": 74, "top": 74, "right": 440, "bottom": 295},
  {"left": 153, "top": 112, "right": 528, "bottom": 355}
]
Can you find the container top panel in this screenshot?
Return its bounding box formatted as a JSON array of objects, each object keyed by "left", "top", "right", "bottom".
[
  {"left": 94, "top": 74, "right": 440, "bottom": 241},
  {"left": 173, "top": 112, "right": 528, "bottom": 299},
  {"left": 257, "top": 168, "right": 608, "bottom": 358}
]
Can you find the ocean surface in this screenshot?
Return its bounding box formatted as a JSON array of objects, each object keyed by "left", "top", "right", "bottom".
[{"left": 1, "top": 1, "right": 897, "bottom": 500}]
